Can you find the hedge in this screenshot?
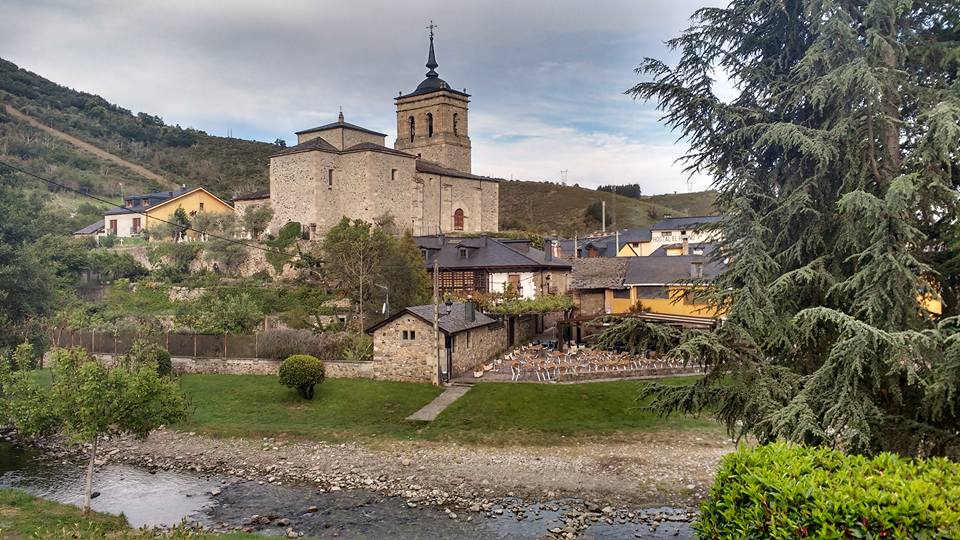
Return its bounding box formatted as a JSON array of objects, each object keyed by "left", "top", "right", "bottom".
[{"left": 698, "top": 443, "right": 960, "bottom": 539}]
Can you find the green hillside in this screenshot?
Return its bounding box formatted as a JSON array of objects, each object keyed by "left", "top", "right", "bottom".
[
  {"left": 0, "top": 57, "right": 275, "bottom": 201},
  {"left": 499, "top": 180, "right": 717, "bottom": 235}
]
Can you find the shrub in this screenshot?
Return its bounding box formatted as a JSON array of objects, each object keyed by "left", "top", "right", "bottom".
[
  {"left": 278, "top": 354, "right": 325, "bottom": 399},
  {"left": 341, "top": 333, "right": 373, "bottom": 362},
  {"left": 256, "top": 329, "right": 348, "bottom": 362},
  {"left": 124, "top": 339, "right": 173, "bottom": 376},
  {"left": 698, "top": 443, "right": 960, "bottom": 539}
]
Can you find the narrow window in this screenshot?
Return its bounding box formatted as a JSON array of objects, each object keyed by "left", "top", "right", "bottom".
[
  {"left": 453, "top": 208, "right": 464, "bottom": 231},
  {"left": 328, "top": 169, "right": 334, "bottom": 188},
  {"left": 427, "top": 112, "right": 434, "bottom": 137},
  {"left": 199, "top": 202, "right": 204, "bottom": 211},
  {"left": 109, "top": 219, "right": 117, "bottom": 234},
  {"left": 402, "top": 330, "right": 409, "bottom": 340},
  {"left": 453, "top": 113, "right": 459, "bottom": 136},
  {"left": 132, "top": 217, "right": 141, "bottom": 233},
  {"left": 410, "top": 330, "right": 416, "bottom": 340},
  {"left": 408, "top": 116, "right": 415, "bottom": 142},
  {"left": 459, "top": 247, "right": 468, "bottom": 258},
  {"left": 391, "top": 169, "right": 397, "bottom": 181},
  {"left": 465, "top": 331, "right": 470, "bottom": 349}
]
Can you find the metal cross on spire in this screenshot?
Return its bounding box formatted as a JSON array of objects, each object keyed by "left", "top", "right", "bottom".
[
  {"left": 426, "top": 20, "right": 438, "bottom": 38},
  {"left": 424, "top": 20, "right": 439, "bottom": 77}
]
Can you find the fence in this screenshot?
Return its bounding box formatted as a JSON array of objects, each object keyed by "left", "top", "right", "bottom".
[{"left": 52, "top": 329, "right": 271, "bottom": 359}]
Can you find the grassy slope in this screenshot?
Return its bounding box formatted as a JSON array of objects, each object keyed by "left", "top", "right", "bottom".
[
  {"left": 0, "top": 57, "right": 275, "bottom": 202},
  {"left": 177, "top": 374, "right": 718, "bottom": 446},
  {"left": 498, "top": 180, "right": 717, "bottom": 236}
]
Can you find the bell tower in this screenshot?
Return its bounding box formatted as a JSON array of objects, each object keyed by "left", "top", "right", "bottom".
[{"left": 394, "top": 22, "right": 472, "bottom": 173}]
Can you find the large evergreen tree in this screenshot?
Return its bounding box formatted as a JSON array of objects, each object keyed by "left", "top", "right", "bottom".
[{"left": 615, "top": 0, "right": 960, "bottom": 456}]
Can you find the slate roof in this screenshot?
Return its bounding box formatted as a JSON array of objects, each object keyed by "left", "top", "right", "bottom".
[
  {"left": 271, "top": 136, "right": 340, "bottom": 157},
  {"left": 415, "top": 159, "right": 499, "bottom": 182},
  {"left": 366, "top": 301, "right": 497, "bottom": 335},
  {"left": 415, "top": 236, "right": 571, "bottom": 271},
  {"left": 651, "top": 215, "right": 723, "bottom": 230},
  {"left": 343, "top": 142, "right": 414, "bottom": 157},
  {"left": 233, "top": 189, "right": 270, "bottom": 202},
  {"left": 554, "top": 228, "right": 650, "bottom": 259},
  {"left": 105, "top": 187, "right": 194, "bottom": 215},
  {"left": 570, "top": 258, "right": 630, "bottom": 290},
  {"left": 295, "top": 120, "right": 387, "bottom": 137},
  {"left": 73, "top": 220, "right": 104, "bottom": 235},
  {"left": 624, "top": 255, "right": 725, "bottom": 285}
]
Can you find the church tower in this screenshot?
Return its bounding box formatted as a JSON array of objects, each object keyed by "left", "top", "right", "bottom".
[{"left": 394, "top": 23, "right": 472, "bottom": 173}]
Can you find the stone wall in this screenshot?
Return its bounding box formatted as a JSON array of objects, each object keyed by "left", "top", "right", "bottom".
[
  {"left": 371, "top": 313, "right": 437, "bottom": 383},
  {"left": 80, "top": 352, "right": 373, "bottom": 378},
  {"left": 450, "top": 323, "right": 507, "bottom": 378}
]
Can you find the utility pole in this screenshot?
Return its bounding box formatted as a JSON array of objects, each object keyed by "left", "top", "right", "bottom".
[
  {"left": 601, "top": 201, "right": 607, "bottom": 233},
  {"left": 433, "top": 259, "right": 441, "bottom": 386}
]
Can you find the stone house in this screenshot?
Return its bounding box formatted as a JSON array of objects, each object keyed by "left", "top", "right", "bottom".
[
  {"left": 367, "top": 301, "right": 505, "bottom": 384},
  {"left": 416, "top": 236, "right": 571, "bottom": 299}
]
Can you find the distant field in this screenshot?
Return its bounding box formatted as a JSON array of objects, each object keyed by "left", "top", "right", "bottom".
[{"left": 498, "top": 180, "right": 717, "bottom": 236}]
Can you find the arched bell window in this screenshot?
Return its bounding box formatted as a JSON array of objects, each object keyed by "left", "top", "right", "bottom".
[
  {"left": 408, "top": 116, "right": 415, "bottom": 142},
  {"left": 427, "top": 112, "right": 434, "bottom": 137},
  {"left": 453, "top": 208, "right": 464, "bottom": 231}
]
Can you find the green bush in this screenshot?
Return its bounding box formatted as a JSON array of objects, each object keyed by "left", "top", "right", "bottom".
[
  {"left": 124, "top": 339, "right": 173, "bottom": 376},
  {"left": 278, "top": 354, "right": 325, "bottom": 400},
  {"left": 698, "top": 443, "right": 960, "bottom": 539}
]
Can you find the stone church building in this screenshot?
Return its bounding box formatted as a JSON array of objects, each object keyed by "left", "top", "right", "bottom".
[{"left": 261, "top": 30, "right": 500, "bottom": 237}]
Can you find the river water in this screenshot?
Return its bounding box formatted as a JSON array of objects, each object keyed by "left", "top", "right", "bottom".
[{"left": 0, "top": 441, "right": 694, "bottom": 539}]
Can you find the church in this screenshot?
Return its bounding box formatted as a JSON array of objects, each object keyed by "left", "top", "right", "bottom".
[{"left": 259, "top": 27, "right": 500, "bottom": 237}]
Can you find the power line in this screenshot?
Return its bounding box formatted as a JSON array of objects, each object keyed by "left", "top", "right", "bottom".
[{"left": 0, "top": 160, "right": 286, "bottom": 256}]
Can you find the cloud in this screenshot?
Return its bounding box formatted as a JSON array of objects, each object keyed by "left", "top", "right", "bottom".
[{"left": 1, "top": 0, "right": 723, "bottom": 192}]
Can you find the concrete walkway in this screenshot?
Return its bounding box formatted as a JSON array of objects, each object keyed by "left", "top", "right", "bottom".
[{"left": 406, "top": 385, "right": 472, "bottom": 422}]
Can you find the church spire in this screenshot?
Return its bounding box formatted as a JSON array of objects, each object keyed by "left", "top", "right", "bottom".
[{"left": 425, "top": 20, "right": 439, "bottom": 78}]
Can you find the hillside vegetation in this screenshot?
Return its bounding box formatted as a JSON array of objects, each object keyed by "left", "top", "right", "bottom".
[
  {"left": 0, "top": 57, "right": 276, "bottom": 201},
  {"left": 499, "top": 180, "right": 717, "bottom": 235}
]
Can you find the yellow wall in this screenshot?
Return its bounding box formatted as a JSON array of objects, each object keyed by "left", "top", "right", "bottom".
[
  {"left": 144, "top": 189, "right": 234, "bottom": 240},
  {"left": 604, "top": 286, "right": 719, "bottom": 318}
]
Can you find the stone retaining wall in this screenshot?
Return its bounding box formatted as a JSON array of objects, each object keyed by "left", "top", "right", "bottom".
[{"left": 83, "top": 353, "right": 373, "bottom": 378}]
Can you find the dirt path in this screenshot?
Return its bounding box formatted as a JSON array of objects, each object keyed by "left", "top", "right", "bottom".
[
  {"left": 3, "top": 104, "right": 176, "bottom": 187},
  {"left": 99, "top": 429, "right": 734, "bottom": 510}
]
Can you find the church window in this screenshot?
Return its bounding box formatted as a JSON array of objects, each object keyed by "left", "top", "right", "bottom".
[
  {"left": 427, "top": 113, "right": 434, "bottom": 137},
  {"left": 408, "top": 116, "right": 415, "bottom": 142},
  {"left": 453, "top": 113, "right": 459, "bottom": 136},
  {"left": 327, "top": 169, "right": 334, "bottom": 188},
  {"left": 453, "top": 208, "right": 464, "bottom": 231},
  {"left": 391, "top": 169, "right": 397, "bottom": 181}
]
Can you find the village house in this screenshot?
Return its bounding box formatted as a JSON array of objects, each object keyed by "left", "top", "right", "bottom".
[
  {"left": 250, "top": 29, "right": 500, "bottom": 239},
  {"left": 367, "top": 300, "right": 505, "bottom": 384},
  {"left": 552, "top": 215, "right": 723, "bottom": 259},
  {"left": 89, "top": 187, "right": 233, "bottom": 239},
  {"left": 416, "top": 235, "right": 571, "bottom": 298}
]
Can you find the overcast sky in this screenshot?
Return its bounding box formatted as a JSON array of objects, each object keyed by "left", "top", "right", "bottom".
[{"left": 1, "top": 0, "right": 723, "bottom": 193}]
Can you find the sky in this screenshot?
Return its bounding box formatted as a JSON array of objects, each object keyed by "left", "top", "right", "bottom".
[{"left": 0, "top": 0, "right": 724, "bottom": 194}]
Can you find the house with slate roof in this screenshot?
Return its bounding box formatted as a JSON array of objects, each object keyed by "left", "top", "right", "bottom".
[
  {"left": 98, "top": 186, "right": 233, "bottom": 240},
  {"left": 415, "top": 235, "right": 571, "bottom": 298},
  {"left": 366, "top": 300, "right": 506, "bottom": 383}
]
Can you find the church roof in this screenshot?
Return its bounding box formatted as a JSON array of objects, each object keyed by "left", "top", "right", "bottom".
[
  {"left": 295, "top": 118, "right": 387, "bottom": 137},
  {"left": 342, "top": 142, "right": 414, "bottom": 157},
  {"left": 271, "top": 136, "right": 340, "bottom": 157},
  {"left": 416, "top": 159, "right": 499, "bottom": 182},
  {"left": 233, "top": 189, "right": 270, "bottom": 202}
]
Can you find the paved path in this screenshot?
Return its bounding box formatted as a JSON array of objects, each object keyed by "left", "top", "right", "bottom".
[{"left": 406, "top": 385, "right": 472, "bottom": 422}]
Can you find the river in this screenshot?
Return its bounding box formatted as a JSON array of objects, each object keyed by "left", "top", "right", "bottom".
[{"left": 0, "top": 441, "right": 695, "bottom": 539}]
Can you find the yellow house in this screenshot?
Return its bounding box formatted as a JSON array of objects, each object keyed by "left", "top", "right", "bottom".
[{"left": 143, "top": 187, "right": 234, "bottom": 241}]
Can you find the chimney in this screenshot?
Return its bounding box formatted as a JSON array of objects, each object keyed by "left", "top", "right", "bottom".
[
  {"left": 465, "top": 296, "right": 475, "bottom": 322},
  {"left": 544, "top": 239, "right": 553, "bottom": 261},
  {"left": 682, "top": 238, "right": 690, "bottom": 256}
]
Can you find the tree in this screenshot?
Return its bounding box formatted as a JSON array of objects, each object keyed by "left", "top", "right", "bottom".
[
  {"left": 175, "top": 291, "right": 264, "bottom": 334},
  {"left": 4, "top": 347, "right": 187, "bottom": 514},
  {"left": 613, "top": 0, "right": 960, "bottom": 456},
  {"left": 241, "top": 203, "right": 274, "bottom": 240},
  {"left": 278, "top": 354, "right": 325, "bottom": 399},
  {"left": 192, "top": 211, "right": 247, "bottom": 275},
  {"left": 321, "top": 218, "right": 431, "bottom": 329}
]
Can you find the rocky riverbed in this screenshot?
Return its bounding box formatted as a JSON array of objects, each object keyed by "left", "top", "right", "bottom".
[{"left": 8, "top": 428, "right": 733, "bottom": 538}]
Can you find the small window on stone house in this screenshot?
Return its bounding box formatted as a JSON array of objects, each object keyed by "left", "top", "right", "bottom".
[
  {"left": 328, "top": 169, "right": 334, "bottom": 188},
  {"left": 427, "top": 112, "right": 434, "bottom": 137},
  {"left": 402, "top": 330, "right": 408, "bottom": 340},
  {"left": 391, "top": 169, "right": 397, "bottom": 181},
  {"left": 465, "top": 331, "right": 470, "bottom": 349},
  {"left": 410, "top": 330, "right": 416, "bottom": 340},
  {"left": 409, "top": 116, "right": 415, "bottom": 142}
]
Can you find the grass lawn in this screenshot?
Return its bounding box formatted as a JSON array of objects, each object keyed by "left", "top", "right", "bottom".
[
  {"left": 0, "top": 488, "right": 270, "bottom": 539},
  {"left": 176, "top": 374, "right": 719, "bottom": 446}
]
